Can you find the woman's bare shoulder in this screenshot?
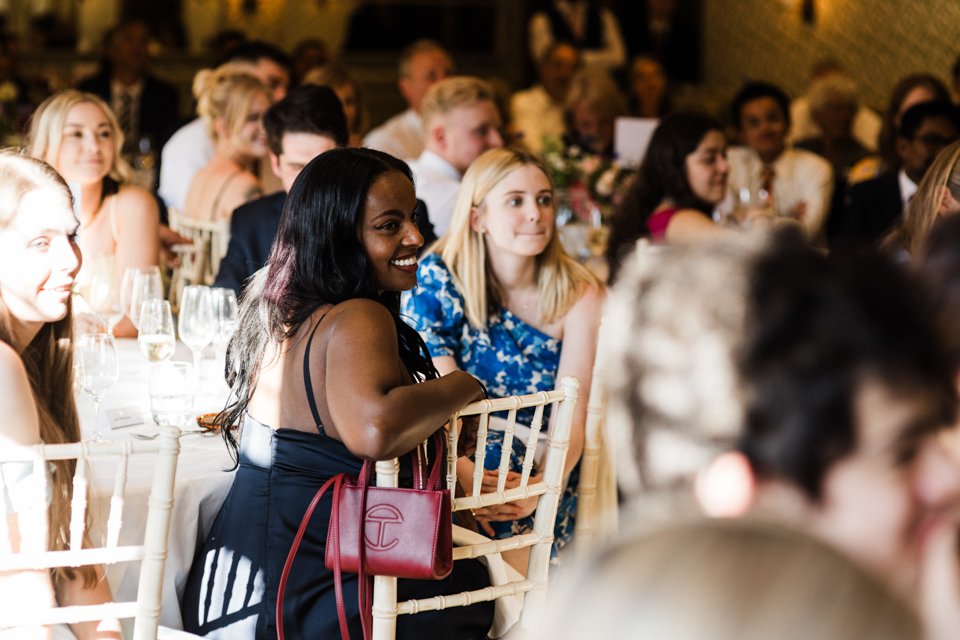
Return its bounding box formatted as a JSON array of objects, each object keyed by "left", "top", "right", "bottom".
[{"left": 115, "top": 185, "right": 159, "bottom": 220}]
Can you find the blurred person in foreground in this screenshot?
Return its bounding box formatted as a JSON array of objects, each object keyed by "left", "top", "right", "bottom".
[{"left": 601, "top": 229, "right": 960, "bottom": 640}]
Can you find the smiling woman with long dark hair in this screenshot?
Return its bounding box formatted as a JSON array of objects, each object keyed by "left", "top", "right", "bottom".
[{"left": 180, "top": 147, "right": 493, "bottom": 639}]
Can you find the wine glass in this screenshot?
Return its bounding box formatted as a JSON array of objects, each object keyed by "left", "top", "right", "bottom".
[
  {"left": 87, "top": 257, "right": 123, "bottom": 336},
  {"left": 149, "top": 361, "right": 195, "bottom": 428},
  {"left": 75, "top": 333, "right": 119, "bottom": 442},
  {"left": 178, "top": 285, "right": 215, "bottom": 374},
  {"left": 121, "top": 266, "right": 162, "bottom": 330},
  {"left": 138, "top": 299, "right": 176, "bottom": 363},
  {"left": 211, "top": 288, "right": 239, "bottom": 354}
]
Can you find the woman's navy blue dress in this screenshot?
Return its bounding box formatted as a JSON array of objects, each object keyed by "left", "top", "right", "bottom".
[{"left": 180, "top": 321, "right": 494, "bottom": 639}]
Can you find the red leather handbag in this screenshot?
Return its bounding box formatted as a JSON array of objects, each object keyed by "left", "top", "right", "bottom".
[{"left": 276, "top": 430, "right": 453, "bottom": 640}]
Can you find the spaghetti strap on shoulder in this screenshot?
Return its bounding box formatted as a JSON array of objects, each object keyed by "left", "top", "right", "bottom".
[
  {"left": 303, "top": 313, "right": 329, "bottom": 433},
  {"left": 108, "top": 193, "right": 120, "bottom": 244},
  {"left": 210, "top": 170, "right": 244, "bottom": 220}
]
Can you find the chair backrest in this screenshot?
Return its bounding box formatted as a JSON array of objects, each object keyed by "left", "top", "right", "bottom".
[
  {"left": 573, "top": 318, "right": 618, "bottom": 556},
  {"left": 371, "top": 377, "right": 580, "bottom": 640},
  {"left": 0, "top": 427, "right": 181, "bottom": 639},
  {"left": 168, "top": 208, "right": 230, "bottom": 294}
]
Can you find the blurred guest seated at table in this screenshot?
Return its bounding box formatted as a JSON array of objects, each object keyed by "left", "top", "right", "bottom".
[
  {"left": 181, "top": 148, "right": 493, "bottom": 639},
  {"left": 788, "top": 59, "right": 881, "bottom": 152},
  {"left": 409, "top": 76, "right": 503, "bottom": 237},
  {"left": 158, "top": 42, "right": 290, "bottom": 212},
  {"left": 403, "top": 147, "right": 604, "bottom": 569},
  {"left": 726, "top": 81, "right": 833, "bottom": 239},
  {"left": 626, "top": 54, "right": 671, "bottom": 119},
  {"left": 182, "top": 67, "right": 272, "bottom": 223},
  {"left": 605, "top": 111, "right": 771, "bottom": 281},
  {"left": 214, "top": 84, "right": 346, "bottom": 296},
  {"left": 77, "top": 18, "right": 180, "bottom": 170},
  {"left": 302, "top": 64, "right": 367, "bottom": 147},
  {"left": 529, "top": 0, "right": 625, "bottom": 74},
  {"left": 0, "top": 152, "right": 120, "bottom": 639},
  {"left": 540, "top": 520, "right": 921, "bottom": 640},
  {"left": 850, "top": 74, "right": 951, "bottom": 185},
  {"left": 362, "top": 39, "right": 453, "bottom": 161},
  {"left": 28, "top": 90, "right": 160, "bottom": 338},
  {"left": 510, "top": 41, "right": 581, "bottom": 156},
  {"left": 883, "top": 137, "right": 960, "bottom": 258},
  {"left": 794, "top": 73, "right": 872, "bottom": 183},
  {"left": 290, "top": 37, "right": 329, "bottom": 87},
  {"left": 604, "top": 230, "right": 960, "bottom": 639},
  {"left": 834, "top": 100, "right": 960, "bottom": 249},
  {"left": 563, "top": 70, "right": 626, "bottom": 159}
]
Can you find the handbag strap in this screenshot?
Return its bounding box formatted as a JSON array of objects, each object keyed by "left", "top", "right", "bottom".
[{"left": 276, "top": 473, "right": 344, "bottom": 640}]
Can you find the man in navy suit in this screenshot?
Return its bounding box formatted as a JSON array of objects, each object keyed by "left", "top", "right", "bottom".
[
  {"left": 214, "top": 85, "right": 348, "bottom": 296},
  {"left": 833, "top": 100, "right": 960, "bottom": 248}
]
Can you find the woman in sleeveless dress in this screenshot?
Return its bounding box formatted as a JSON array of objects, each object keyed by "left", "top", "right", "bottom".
[
  {"left": 29, "top": 90, "right": 160, "bottom": 337},
  {"left": 182, "top": 66, "right": 272, "bottom": 223},
  {"left": 0, "top": 152, "right": 121, "bottom": 638},
  {"left": 402, "top": 147, "right": 605, "bottom": 570},
  {"left": 181, "top": 148, "right": 494, "bottom": 639}
]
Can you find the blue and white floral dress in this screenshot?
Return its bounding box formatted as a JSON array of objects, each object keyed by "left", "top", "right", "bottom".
[{"left": 401, "top": 253, "right": 577, "bottom": 555}]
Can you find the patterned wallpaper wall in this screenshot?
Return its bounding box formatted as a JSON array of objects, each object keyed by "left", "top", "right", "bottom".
[{"left": 700, "top": 0, "right": 960, "bottom": 116}]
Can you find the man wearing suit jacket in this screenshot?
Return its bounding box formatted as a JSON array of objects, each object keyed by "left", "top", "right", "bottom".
[
  {"left": 77, "top": 19, "right": 180, "bottom": 162},
  {"left": 215, "top": 85, "right": 348, "bottom": 296},
  {"left": 833, "top": 100, "right": 960, "bottom": 248}
]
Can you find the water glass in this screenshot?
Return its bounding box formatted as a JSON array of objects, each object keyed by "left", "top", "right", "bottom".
[
  {"left": 178, "top": 285, "right": 216, "bottom": 373},
  {"left": 149, "top": 361, "right": 195, "bottom": 427},
  {"left": 121, "top": 266, "right": 162, "bottom": 330},
  {"left": 76, "top": 333, "right": 119, "bottom": 442},
  {"left": 138, "top": 299, "right": 176, "bottom": 363}
]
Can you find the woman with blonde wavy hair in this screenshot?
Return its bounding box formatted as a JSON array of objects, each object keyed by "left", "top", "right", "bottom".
[
  {"left": 183, "top": 65, "right": 272, "bottom": 223},
  {"left": 883, "top": 138, "right": 960, "bottom": 256},
  {"left": 29, "top": 89, "right": 160, "bottom": 337},
  {"left": 0, "top": 152, "right": 120, "bottom": 639},
  {"left": 402, "top": 147, "right": 604, "bottom": 569}
]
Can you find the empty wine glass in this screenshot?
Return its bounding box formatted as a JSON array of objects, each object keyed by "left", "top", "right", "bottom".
[
  {"left": 76, "top": 333, "right": 119, "bottom": 442},
  {"left": 121, "top": 266, "right": 162, "bottom": 330},
  {"left": 86, "top": 256, "right": 124, "bottom": 335},
  {"left": 211, "top": 288, "right": 239, "bottom": 354},
  {"left": 178, "top": 285, "right": 215, "bottom": 374},
  {"left": 149, "top": 361, "right": 195, "bottom": 428},
  {"left": 138, "top": 299, "right": 176, "bottom": 363}
]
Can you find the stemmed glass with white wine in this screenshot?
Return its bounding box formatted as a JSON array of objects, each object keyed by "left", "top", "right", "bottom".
[
  {"left": 121, "top": 266, "right": 162, "bottom": 331},
  {"left": 75, "top": 333, "right": 119, "bottom": 442},
  {"left": 138, "top": 299, "right": 176, "bottom": 363},
  {"left": 178, "top": 285, "right": 216, "bottom": 375},
  {"left": 86, "top": 256, "right": 124, "bottom": 336}
]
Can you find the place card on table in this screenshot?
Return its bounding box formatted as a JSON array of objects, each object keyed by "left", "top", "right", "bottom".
[{"left": 107, "top": 406, "right": 147, "bottom": 430}]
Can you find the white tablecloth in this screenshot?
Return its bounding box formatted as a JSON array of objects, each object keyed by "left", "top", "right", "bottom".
[{"left": 77, "top": 339, "right": 236, "bottom": 630}]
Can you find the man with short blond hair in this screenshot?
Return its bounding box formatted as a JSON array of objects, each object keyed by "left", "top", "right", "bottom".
[
  {"left": 410, "top": 76, "right": 504, "bottom": 236},
  {"left": 362, "top": 39, "right": 453, "bottom": 161}
]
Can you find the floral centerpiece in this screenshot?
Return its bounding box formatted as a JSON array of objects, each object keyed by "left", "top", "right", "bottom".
[{"left": 540, "top": 135, "right": 635, "bottom": 223}]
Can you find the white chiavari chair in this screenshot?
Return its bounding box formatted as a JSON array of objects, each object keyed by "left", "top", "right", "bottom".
[
  {"left": 371, "top": 377, "right": 580, "bottom": 640},
  {"left": 167, "top": 209, "right": 229, "bottom": 307},
  {"left": 0, "top": 427, "right": 185, "bottom": 639}
]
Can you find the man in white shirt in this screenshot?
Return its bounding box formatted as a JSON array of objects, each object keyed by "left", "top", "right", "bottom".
[
  {"left": 409, "top": 76, "right": 504, "bottom": 237},
  {"left": 528, "top": 0, "right": 625, "bottom": 74},
  {"left": 510, "top": 41, "right": 581, "bottom": 155},
  {"left": 362, "top": 40, "right": 454, "bottom": 161},
  {"left": 158, "top": 42, "right": 291, "bottom": 212},
  {"left": 788, "top": 62, "right": 882, "bottom": 151},
  {"left": 726, "top": 81, "right": 833, "bottom": 238}
]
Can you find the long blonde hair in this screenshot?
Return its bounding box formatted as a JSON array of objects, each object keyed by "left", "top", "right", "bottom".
[
  {"left": 432, "top": 147, "right": 600, "bottom": 328},
  {"left": 0, "top": 152, "right": 93, "bottom": 586},
  {"left": 893, "top": 139, "right": 960, "bottom": 255},
  {"left": 27, "top": 89, "right": 132, "bottom": 184},
  {"left": 541, "top": 519, "right": 921, "bottom": 640}
]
